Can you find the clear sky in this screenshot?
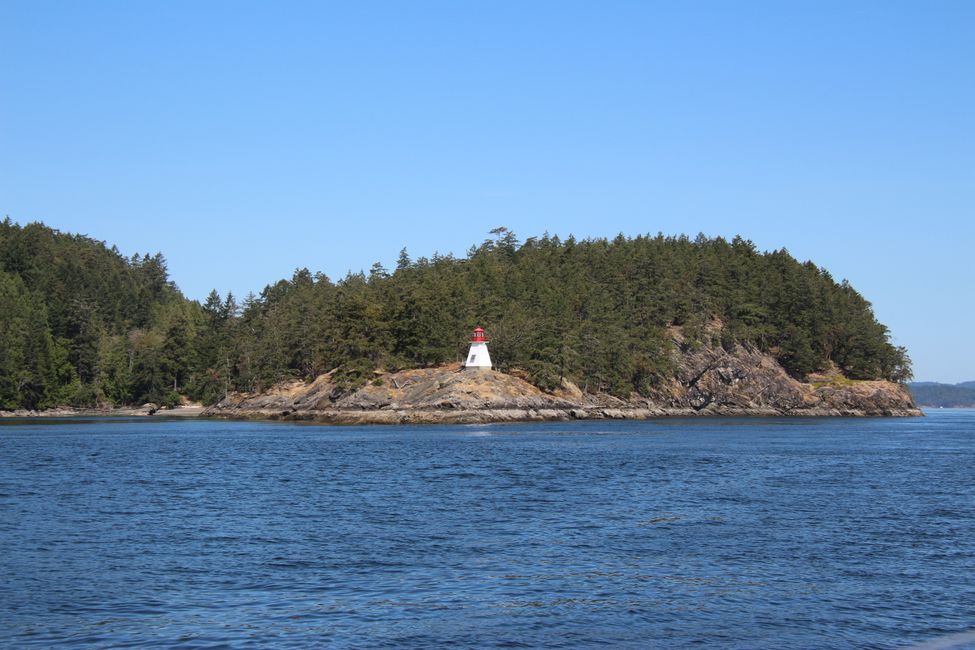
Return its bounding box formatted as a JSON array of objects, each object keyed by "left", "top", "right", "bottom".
[{"left": 1, "top": 1, "right": 972, "bottom": 382}]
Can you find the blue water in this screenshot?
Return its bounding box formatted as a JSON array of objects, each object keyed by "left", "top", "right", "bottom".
[{"left": 1, "top": 412, "right": 974, "bottom": 648}]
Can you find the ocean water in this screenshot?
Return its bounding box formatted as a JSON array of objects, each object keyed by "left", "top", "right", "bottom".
[{"left": 1, "top": 411, "right": 973, "bottom": 649}]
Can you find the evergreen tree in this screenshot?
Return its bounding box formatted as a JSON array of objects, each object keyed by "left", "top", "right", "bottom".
[{"left": 0, "top": 220, "right": 913, "bottom": 409}]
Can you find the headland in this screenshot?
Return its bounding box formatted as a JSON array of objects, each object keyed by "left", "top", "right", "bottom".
[{"left": 204, "top": 339, "right": 920, "bottom": 424}]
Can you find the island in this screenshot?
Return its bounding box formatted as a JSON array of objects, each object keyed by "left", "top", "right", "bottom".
[{"left": 1, "top": 221, "right": 919, "bottom": 419}]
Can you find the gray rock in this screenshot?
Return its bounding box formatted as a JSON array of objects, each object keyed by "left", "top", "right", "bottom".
[{"left": 202, "top": 340, "right": 921, "bottom": 424}]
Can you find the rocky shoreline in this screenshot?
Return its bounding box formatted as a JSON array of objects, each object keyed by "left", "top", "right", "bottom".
[
  {"left": 6, "top": 341, "right": 920, "bottom": 423},
  {"left": 207, "top": 404, "right": 921, "bottom": 426},
  {"left": 204, "top": 340, "right": 922, "bottom": 424},
  {"left": 0, "top": 405, "right": 205, "bottom": 418}
]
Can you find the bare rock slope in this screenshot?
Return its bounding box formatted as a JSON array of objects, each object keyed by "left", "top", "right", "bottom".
[{"left": 205, "top": 343, "right": 920, "bottom": 424}]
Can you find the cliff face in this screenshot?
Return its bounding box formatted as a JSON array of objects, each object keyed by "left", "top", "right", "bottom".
[{"left": 204, "top": 341, "right": 921, "bottom": 424}]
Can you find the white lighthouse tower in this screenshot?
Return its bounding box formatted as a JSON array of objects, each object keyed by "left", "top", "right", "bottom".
[{"left": 464, "top": 327, "right": 493, "bottom": 370}]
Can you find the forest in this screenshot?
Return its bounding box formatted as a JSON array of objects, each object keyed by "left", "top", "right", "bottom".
[
  {"left": 0, "top": 220, "right": 911, "bottom": 410},
  {"left": 907, "top": 382, "right": 975, "bottom": 408}
]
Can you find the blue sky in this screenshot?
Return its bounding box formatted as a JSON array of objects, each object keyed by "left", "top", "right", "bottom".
[{"left": 1, "top": 1, "right": 972, "bottom": 382}]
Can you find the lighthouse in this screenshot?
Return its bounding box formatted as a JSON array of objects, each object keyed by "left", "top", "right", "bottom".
[{"left": 464, "top": 327, "right": 493, "bottom": 370}]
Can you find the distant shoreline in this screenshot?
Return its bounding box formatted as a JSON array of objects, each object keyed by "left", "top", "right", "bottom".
[{"left": 919, "top": 405, "right": 975, "bottom": 410}]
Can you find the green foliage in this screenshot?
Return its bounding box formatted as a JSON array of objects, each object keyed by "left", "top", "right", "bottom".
[
  {"left": 0, "top": 220, "right": 912, "bottom": 410},
  {"left": 223, "top": 229, "right": 909, "bottom": 392},
  {"left": 0, "top": 221, "right": 201, "bottom": 409},
  {"left": 523, "top": 360, "right": 561, "bottom": 392},
  {"left": 331, "top": 358, "right": 375, "bottom": 394},
  {"left": 0, "top": 268, "right": 66, "bottom": 409},
  {"left": 777, "top": 325, "right": 819, "bottom": 378}
]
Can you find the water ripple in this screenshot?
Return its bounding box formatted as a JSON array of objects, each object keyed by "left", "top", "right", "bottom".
[{"left": 1, "top": 412, "right": 974, "bottom": 647}]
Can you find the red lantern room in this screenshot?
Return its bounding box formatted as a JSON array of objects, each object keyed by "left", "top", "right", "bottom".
[{"left": 465, "top": 326, "right": 492, "bottom": 369}]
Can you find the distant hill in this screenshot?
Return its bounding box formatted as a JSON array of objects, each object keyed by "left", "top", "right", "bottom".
[{"left": 907, "top": 382, "right": 975, "bottom": 407}]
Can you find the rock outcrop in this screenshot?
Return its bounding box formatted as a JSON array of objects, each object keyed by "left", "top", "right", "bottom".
[{"left": 204, "top": 342, "right": 921, "bottom": 424}]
